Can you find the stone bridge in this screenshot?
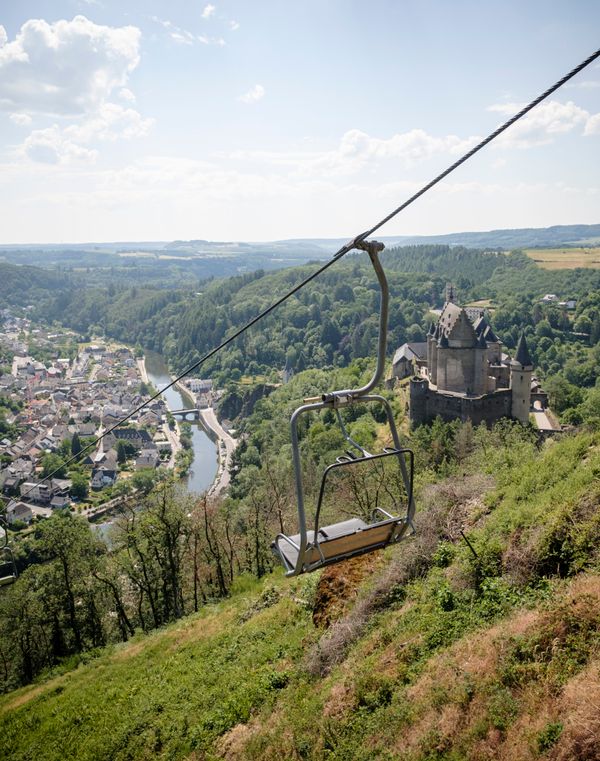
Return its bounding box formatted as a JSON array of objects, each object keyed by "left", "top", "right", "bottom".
[{"left": 171, "top": 408, "right": 200, "bottom": 421}]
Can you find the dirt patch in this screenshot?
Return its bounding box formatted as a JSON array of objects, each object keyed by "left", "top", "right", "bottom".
[
  {"left": 216, "top": 721, "right": 257, "bottom": 759},
  {"left": 312, "top": 553, "right": 383, "bottom": 628},
  {"left": 323, "top": 680, "right": 355, "bottom": 719},
  {"left": 551, "top": 659, "right": 600, "bottom": 761}
]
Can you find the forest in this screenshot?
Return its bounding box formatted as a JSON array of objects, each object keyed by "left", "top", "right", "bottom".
[{"left": 17, "top": 243, "right": 599, "bottom": 426}]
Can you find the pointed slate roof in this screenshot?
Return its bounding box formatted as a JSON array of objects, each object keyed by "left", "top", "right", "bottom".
[
  {"left": 473, "top": 316, "right": 489, "bottom": 335},
  {"left": 447, "top": 309, "right": 477, "bottom": 344},
  {"left": 477, "top": 331, "right": 487, "bottom": 349},
  {"left": 484, "top": 325, "right": 499, "bottom": 343},
  {"left": 514, "top": 333, "right": 533, "bottom": 368},
  {"left": 438, "top": 334, "right": 449, "bottom": 348}
]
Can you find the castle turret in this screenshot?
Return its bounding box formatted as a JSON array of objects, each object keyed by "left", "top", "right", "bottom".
[
  {"left": 409, "top": 376, "right": 428, "bottom": 428},
  {"left": 427, "top": 322, "right": 438, "bottom": 384},
  {"left": 473, "top": 330, "right": 488, "bottom": 395},
  {"left": 510, "top": 333, "right": 533, "bottom": 425}
]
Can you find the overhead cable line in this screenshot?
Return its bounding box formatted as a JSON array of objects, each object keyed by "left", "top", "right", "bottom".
[{"left": 22, "top": 46, "right": 600, "bottom": 498}]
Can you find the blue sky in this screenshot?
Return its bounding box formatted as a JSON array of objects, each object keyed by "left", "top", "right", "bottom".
[{"left": 0, "top": 0, "right": 599, "bottom": 243}]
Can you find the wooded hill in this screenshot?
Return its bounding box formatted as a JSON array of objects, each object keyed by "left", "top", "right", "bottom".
[
  {"left": 0, "top": 241, "right": 597, "bottom": 425},
  {"left": 1, "top": 421, "right": 599, "bottom": 760},
  {"left": 26, "top": 244, "right": 600, "bottom": 423}
]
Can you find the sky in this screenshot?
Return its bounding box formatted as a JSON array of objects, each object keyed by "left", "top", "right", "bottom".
[{"left": 0, "top": 0, "right": 599, "bottom": 244}]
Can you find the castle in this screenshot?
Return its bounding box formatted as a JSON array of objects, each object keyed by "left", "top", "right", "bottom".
[{"left": 406, "top": 287, "right": 536, "bottom": 428}]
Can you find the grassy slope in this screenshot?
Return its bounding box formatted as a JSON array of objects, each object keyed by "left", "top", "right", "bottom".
[{"left": 1, "top": 432, "right": 599, "bottom": 761}]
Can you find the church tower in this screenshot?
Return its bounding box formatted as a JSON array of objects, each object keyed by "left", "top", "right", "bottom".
[{"left": 510, "top": 333, "right": 533, "bottom": 424}]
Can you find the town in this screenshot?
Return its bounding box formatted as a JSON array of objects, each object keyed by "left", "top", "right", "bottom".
[{"left": 0, "top": 308, "right": 185, "bottom": 528}]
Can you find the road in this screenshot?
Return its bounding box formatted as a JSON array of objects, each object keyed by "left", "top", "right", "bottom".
[
  {"left": 532, "top": 408, "right": 560, "bottom": 432},
  {"left": 199, "top": 407, "right": 237, "bottom": 497},
  {"left": 136, "top": 358, "right": 149, "bottom": 384}
]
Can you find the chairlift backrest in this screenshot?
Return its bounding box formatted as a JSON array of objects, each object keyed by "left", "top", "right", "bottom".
[{"left": 272, "top": 239, "right": 416, "bottom": 576}]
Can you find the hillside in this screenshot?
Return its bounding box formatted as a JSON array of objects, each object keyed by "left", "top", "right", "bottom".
[{"left": 1, "top": 427, "right": 599, "bottom": 760}]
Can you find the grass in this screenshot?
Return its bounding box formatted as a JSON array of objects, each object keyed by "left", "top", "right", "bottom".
[
  {"left": 524, "top": 246, "right": 600, "bottom": 270},
  {"left": 239, "top": 375, "right": 269, "bottom": 385},
  {"left": 464, "top": 299, "right": 494, "bottom": 309},
  {"left": 2, "top": 431, "right": 600, "bottom": 760},
  {"left": 0, "top": 576, "right": 317, "bottom": 761}
]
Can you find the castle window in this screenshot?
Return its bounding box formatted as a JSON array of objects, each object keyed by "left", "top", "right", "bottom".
[{"left": 520, "top": 375, "right": 523, "bottom": 381}]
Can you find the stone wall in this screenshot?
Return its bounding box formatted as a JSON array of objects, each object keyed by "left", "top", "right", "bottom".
[{"left": 409, "top": 378, "right": 512, "bottom": 427}]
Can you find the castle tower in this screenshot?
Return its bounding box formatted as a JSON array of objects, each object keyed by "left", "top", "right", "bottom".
[
  {"left": 427, "top": 322, "right": 438, "bottom": 383},
  {"left": 473, "top": 330, "right": 488, "bottom": 395},
  {"left": 510, "top": 333, "right": 533, "bottom": 425},
  {"left": 409, "top": 377, "right": 428, "bottom": 428},
  {"left": 445, "top": 283, "right": 456, "bottom": 304}
]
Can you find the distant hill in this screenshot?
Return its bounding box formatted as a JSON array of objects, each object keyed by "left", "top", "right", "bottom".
[
  {"left": 290, "top": 223, "right": 600, "bottom": 254},
  {"left": 2, "top": 224, "right": 600, "bottom": 262}
]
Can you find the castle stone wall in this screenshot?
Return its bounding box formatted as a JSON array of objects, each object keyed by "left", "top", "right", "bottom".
[{"left": 409, "top": 378, "right": 512, "bottom": 428}]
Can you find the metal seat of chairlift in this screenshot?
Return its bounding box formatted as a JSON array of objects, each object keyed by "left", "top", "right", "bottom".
[
  {"left": 0, "top": 570, "right": 16, "bottom": 586},
  {"left": 273, "top": 513, "right": 413, "bottom": 574}
]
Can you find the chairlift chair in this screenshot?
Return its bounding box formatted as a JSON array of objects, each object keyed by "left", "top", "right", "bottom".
[
  {"left": 0, "top": 516, "right": 17, "bottom": 586},
  {"left": 272, "top": 239, "right": 415, "bottom": 576}
]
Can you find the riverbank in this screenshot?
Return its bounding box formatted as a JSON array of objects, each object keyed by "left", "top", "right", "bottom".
[
  {"left": 142, "top": 353, "right": 219, "bottom": 494},
  {"left": 198, "top": 407, "right": 237, "bottom": 497},
  {"left": 139, "top": 355, "right": 182, "bottom": 468}
]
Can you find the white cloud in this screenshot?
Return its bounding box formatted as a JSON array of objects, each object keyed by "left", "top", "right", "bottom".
[
  {"left": 0, "top": 16, "right": 140, "bottom": 117},
  {"left": 566, "top": 80, "right": 600, "bottom": 90},
  {"left": 584, "top": 113, "right": 600, "bottom": 136},
  {"left": 0, "top": 25, "right": 7, "bottom": 47},
  {"left": 64, "top": 103, "right": 154, "bottom": 142},
  {"left": 9, "top": 112, "right": 32, "bottom": 126},
  {"left": 488, "top": 100, "right": 590, "bottom": 147},
  {"left": 151, "top": 16, "right": 195, "bottom": 45},
  {"left": 23, "top": 125, "right": 97, "bottom": 164},
  {"left": 17, "top": 104, "right": 152, "bottom": 164},
  {"left": 1, "top": 17, "right": 153, "bottom": 163},
  {"left": 229, "top": 20, "right": 240, "bottom": 31},
  {"left": 152, "top": 16, "right": 224, "bottom": 46},
  {"left": 226, "top": 127, "right": 481, "bottom": 177},
  {"left": 239, "top": 84, "right": 265, "bottom": 104},
  {"left": 5, "top": 154, "right": 597, "bottom": 243},
  {"left": 198, "top": 34, "right": 226, "bottom": 46},
  {"left": 119, "top": 87, "right": 136, "bottom": 103},
  {"left": 202, "top": 4, "right": 216, "bottom": 19}
]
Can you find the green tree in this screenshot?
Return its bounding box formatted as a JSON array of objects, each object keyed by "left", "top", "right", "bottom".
[
  {"left": 41, "top": 453, "right": 67, "bottom": 479},
  {"left": 535, "top": 319, "right": 553, "bottom": 338},
  {"left": 71, "top": 432, "right": 82, "bottom": 457},
  {"left": 70, "top": 473, "right": 89, "bottom": 500},
  {"left": 116, "top": 440, "right": 128, "bottom": 465},
  {"left": 544, "top": 376, "right": 584, "bottom": 414},
  {"left": 35, "top": 513, "right": 105, "bottom": 655}
]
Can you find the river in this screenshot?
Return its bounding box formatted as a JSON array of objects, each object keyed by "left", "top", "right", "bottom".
[{"left": 144, "top": 350, "right": 219, "bottom": 494}]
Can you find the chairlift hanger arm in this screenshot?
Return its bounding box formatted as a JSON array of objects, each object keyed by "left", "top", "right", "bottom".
[
  {"left": 277, "top": 242, "right": 416, "bottom": 576},
  {"left": 305, "top": 239, "right": 389, "bottom": 409}
]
